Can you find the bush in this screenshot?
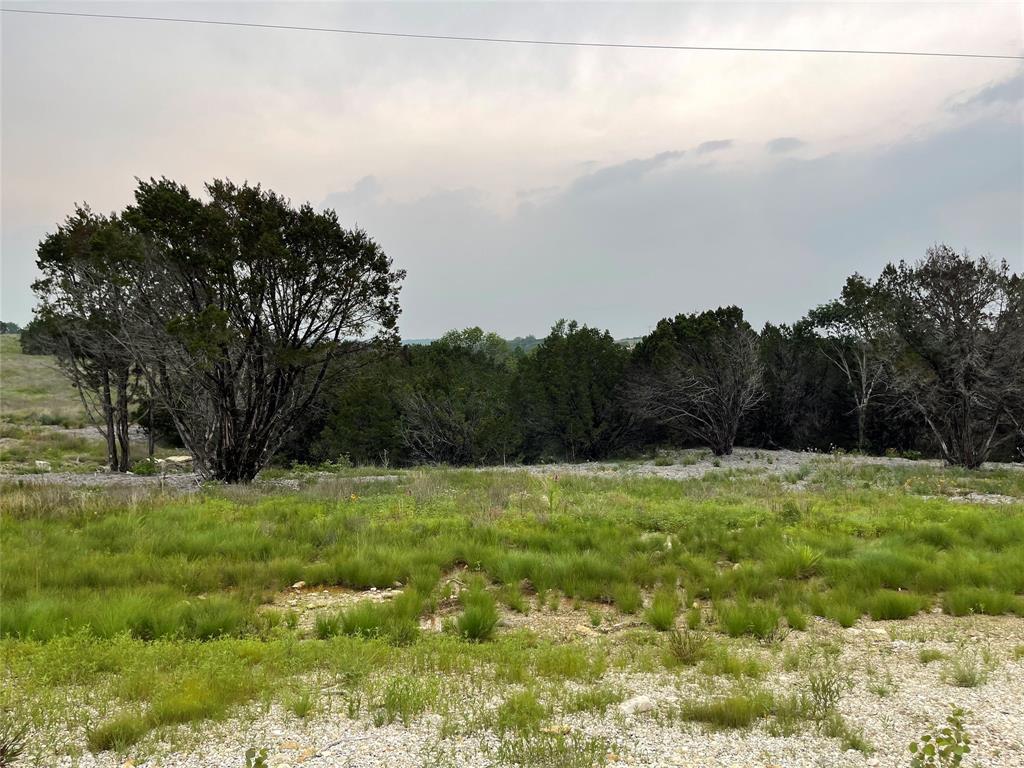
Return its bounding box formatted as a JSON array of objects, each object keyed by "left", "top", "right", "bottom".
[{"left": 644, "top": 590, "right": 678, "bottom": 631}]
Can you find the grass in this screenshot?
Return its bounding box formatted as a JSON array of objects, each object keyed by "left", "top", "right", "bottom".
[
  {"left": 716, "top": 601, "right": 783, "bottom": 641},
  {"left": 0, "top": 461, "right": 1021, "bottom": 757},
  {"left": 0, "top": 334, "right": 86, "bottom": 426},
  {"left": 644, "top": 589, "right": 678, "bottom": 631}
]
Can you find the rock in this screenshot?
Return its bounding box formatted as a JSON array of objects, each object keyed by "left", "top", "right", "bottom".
[
  {"left": 541, "top": 724, "right": 571, "bottom": 734},
  {"left": 165, "top": 455, "right": 193, "bottom": 465},
  {"left": 291, "top": 581, "right": 306, "bottom": 590},
  {"left": 574, "top": 623, "right": 599, "bottom": 637},
  {"left": 618, "top": 695, "right": 656, "bottom": 715},
  {"left": 34, "top": 460, "right": 51, "bottom": 471}
]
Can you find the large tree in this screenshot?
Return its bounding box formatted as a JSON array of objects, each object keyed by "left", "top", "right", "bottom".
[
  {"left": 878, "top": 246, "right": 1024, "bottom": 468},
  {"left": 32, "top": 207, "right": 139, "bottom": 471},
  {"left": 399, "top": 328, "right": 519, "bottom": 465},
  {"left": 116, "top": 178, "right": 404, "bottom": 482},
  {"left": 513, "top": 320, "right": 629, "bottom": 462},
  {"left": 808, "top": 274, "right": 894, "bottom": 451},
  {"left": 628, "top": 307, "right": 764, "bottom": 456}
]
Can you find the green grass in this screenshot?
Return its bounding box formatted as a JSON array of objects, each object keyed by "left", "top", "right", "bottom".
[
  {"left": 1, "top": 462, "right": 1021, "bottom": 756},
  {"left": 0, "top": 335, "right": 86, "bottom": 426},
  {"left": 644, "top": 589, "right": 678, "bottom": 631}
]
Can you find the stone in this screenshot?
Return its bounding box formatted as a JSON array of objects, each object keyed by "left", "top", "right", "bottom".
[
  {"left": 291, "top": 581, "right": 306, "bottom": 590},
  {"left": 34, "top": 460, "right": 51, "bottom": 471},
  {"left": 618, "top": 695, "right": 656, "bottom": 715}
]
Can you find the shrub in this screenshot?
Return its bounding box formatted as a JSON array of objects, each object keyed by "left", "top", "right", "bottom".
[
  {"left": 456, "top": 587, "right": 498, "bottom": 642},
  {"left": 919, "top": 649, "right": 945, "bottom": 665},
  {"left": 644, "top": 589, "right": 678, "bottom": 631}
]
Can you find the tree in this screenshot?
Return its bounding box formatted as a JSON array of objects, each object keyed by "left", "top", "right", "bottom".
[
  {"left": 877, "top": 246, "right": 1024, "bottom": 468},
  {"left": 32, "top": 207, "right": 139, "bottom": 471},
  {"left": 513, "top": 320, "right": 629, "bottom": 461},
  {"left": 118, "top": 178, "right": 404, "bottom": 482},
  {"left": 628, "top": 307, "right": 764, "bottom": 456},
  {"left": 751, "top": 320, "right": 849, "bottom": 451},
  {"left": 808, "top": 274, "right": 894, "bottom": 451},
  {"left": 399, "top": 328, "right": 519, "bottom": 465},
  {"left": 0, "top": 322, "right": 21, "bottom": 334}
]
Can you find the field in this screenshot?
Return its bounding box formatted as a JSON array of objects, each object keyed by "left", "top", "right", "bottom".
[
  {"left": 2, "top": 456, "right": 1024, "bottom": 767},
  {"left": 1, "top": 335, "right": 1023, "bottom": 767}
]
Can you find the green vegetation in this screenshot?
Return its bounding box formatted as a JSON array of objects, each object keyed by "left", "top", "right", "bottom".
[
  {"left": 0, "top": 462, "right": 1020, "bottom": 759},
  {"left": 0, "top": 334, "right": 85, "bottom": 426}
]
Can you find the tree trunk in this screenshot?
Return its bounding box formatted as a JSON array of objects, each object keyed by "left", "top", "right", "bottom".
[
  {"left": 100, "top": 369, "right": 118, "bottom": 472},
  {"left": 116, "top": 367, "right": 131, "bottom": 472}
]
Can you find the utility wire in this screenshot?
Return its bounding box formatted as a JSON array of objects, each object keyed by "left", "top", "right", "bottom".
[{"left": 2, "top": 7, "right": 1022, "bottom": 61}]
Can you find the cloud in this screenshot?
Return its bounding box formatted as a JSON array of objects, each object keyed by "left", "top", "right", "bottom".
[
  {"left": 696, "top": 139, "right": 733, "bottom": 155},
  {"left": 320, "top": 114, "right": 1022, "bottom": 339},
  {"left": 951, "top": 69, "right": 1024, "bottom": 111},
  {"left": 566, "top": 150, "right": 685, "bottom": 195},
  {"left": 766, "top": 137, "right": 806, "bottom": 153}
]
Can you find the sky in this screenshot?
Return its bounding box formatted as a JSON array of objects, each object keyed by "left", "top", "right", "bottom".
[{"left": 2, "top": 1, "right": 1022, "bottom": 339}]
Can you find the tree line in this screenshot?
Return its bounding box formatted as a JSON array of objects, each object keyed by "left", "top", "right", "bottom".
[{"left": 21, "top": 178, "right": 1024, "bottom": 481}]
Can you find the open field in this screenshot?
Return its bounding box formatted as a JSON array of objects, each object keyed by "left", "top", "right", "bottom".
[
  {"left": 0, "top": 334, "right": 87, "bottom": 427},
  {"left": 2, "top": 457, "right": 1023, "bottom": 767}
]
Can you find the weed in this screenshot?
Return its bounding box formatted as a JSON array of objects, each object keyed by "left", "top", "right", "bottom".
[
  {"left": 663, "top": 629, "right": 707, "bottom": 667},
  {"left": 909, "top": 707, "right": 971, "bottom": 768},
  {"left": 286, "top": 687, "right": 316, "bottom": 719},
  {"left": 807, "top": 664, "right": 847, "bottom": 718},
  {"left": 919, "top": 649, "right": 946, "bottom": 665},
  {"left": 495, "top": 689, "right": 547, "bottom": 734},
  {"left": 943, "top": 652, "right": 988, "bottom": 688},
  {"left": 822, "top": 712, "right": 873, "bottom": 754},
  {"left": 0, "top": 711, "right": 28, "bottom": 766},
  {"left": 245, "top": 747, "right": 269, "bottom": 768}
]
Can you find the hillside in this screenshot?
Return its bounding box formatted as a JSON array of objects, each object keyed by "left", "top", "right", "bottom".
[{"left": 0, "top": 334, "right": 86, "bottom": 425}]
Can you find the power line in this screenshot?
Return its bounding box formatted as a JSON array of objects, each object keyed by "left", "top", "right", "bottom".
[{"left": 2, "top": 7, "right": 1022, "bottom": 61}]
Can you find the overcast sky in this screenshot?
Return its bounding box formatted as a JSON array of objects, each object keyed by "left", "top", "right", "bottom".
[{"left": 2, "top": 1, "right": 1022, "bottom": 339}]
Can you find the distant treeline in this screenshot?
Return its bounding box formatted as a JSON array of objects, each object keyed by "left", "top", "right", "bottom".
[{"left": 22, "top": 177, "right": 1024, "bottom": 480}]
